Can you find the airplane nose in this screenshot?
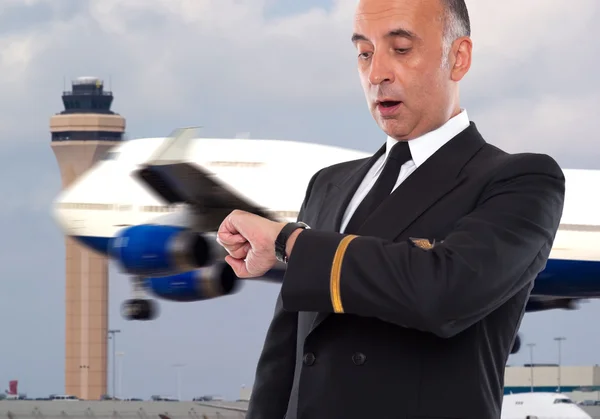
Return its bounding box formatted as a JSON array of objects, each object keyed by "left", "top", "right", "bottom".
[
  {"left": 51, "top": 189, "right": 82, "bottom": 236},
  {"left": 51, "top": 192, "right": 70, "bottom": 232}
]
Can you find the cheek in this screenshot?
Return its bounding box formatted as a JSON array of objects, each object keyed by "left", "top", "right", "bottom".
[
  {"left": 358, "top": 71, "right": 371, "bottom": 92},
  {"left": 403, "top": 61, "right": 443, "bottom": 94}
]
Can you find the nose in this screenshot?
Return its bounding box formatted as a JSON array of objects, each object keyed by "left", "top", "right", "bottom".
[{"left": 368, "top": 50, "right": 395, "bottom": 85}]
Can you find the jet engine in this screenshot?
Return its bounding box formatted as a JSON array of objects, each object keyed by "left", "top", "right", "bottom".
[
  {"left": 144, "top": 262, "right": 240, "bottom": 302},
  {"left": 121, "top": 262, "right": 240, "bottom": 320},
  {"left": 109, "top": 224, "right": 225, "bottom": 276}
]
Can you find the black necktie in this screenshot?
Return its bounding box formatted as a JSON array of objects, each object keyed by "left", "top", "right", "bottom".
[{"left": 344, "top": 141, "right": 412, "bottom": 234}]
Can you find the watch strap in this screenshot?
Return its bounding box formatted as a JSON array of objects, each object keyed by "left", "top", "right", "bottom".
[{"left": 275, "top": 222, "right": 309, "bottom": 263}]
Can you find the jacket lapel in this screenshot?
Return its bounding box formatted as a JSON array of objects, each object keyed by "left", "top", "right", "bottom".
[
  {"left": 314, "top": 142, "right": 387, "bottom": 232},
  {"left": 356, "top": 122, "right": 486, "bottom": 240},
  {"left": 308, "top": 122, "right": 486, "bottom": 334}
]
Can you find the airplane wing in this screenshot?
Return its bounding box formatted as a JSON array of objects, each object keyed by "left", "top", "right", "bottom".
[{"left": 134, "top": 127, "right": 276, "bottom": 231}]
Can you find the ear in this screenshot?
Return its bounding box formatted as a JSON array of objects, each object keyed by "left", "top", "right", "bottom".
[{"left": 450, "top": 37, "right": 472, "bottom": 82}]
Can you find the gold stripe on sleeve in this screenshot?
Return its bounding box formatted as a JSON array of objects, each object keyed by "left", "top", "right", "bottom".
[{"left": 330, "top": 235, "right": 358, "bottom": 313}]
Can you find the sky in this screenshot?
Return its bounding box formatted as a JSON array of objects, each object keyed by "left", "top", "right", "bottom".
[{"left": 0, "top": 0, "right": 599, "bottom": 401}]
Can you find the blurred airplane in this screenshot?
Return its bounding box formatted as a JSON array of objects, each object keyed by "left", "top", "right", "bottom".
[
  {"left": 51, "top": 127, "right": 368, "bottom": 319},
  {"left": 51, "top": 127, "right": 600, "bottom": 355},
  {"left": 501, "top": 392, "right": 592, "bottom": 419}
]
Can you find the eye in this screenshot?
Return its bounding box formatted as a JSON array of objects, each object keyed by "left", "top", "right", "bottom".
[
  {"left": 395, "top": 48, "right": 410, "bottom": 54},
  {"left": 358, "top": 52, "right": 372, "bottom": 60}
]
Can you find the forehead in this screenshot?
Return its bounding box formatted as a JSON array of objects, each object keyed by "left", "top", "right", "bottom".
[{"left": 353, "top": 0, "right": 443, "bottom": 37}]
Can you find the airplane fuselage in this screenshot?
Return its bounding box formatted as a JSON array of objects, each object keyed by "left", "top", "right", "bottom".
[{"left": 501, "top": 393, "right": 592, "bottom": 418}]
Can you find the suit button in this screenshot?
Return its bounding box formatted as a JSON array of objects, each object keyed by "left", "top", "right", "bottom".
[
  {"left": 303, "top": 352, "right": 316, "bottom": 366},
  {"left": 352, "top": 352, "right": 366, "bottom": 365}
]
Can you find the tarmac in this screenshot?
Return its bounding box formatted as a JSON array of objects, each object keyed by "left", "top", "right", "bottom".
[
  {"left": 2, "top": 399, "right": 600, "bottom": 418},
  {"left": 0, "top": 400, "right": 249, "bottom": 419},
  {"left": 585, "top": 406, "right": 600, "bottom": 419}
]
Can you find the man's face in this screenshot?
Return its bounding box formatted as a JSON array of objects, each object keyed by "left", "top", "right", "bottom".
[{"left": 353, "top": 0, "right": 469, "bottom": 140}]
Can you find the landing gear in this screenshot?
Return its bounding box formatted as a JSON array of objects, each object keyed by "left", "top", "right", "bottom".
[
  {"left": 121, "top": 276, "right": 159, "bottom": 321},
  {"left": 121, "top": 298, "right": 158, "bottom": 320},
  {"left": 511, "top": 333, "right": 521, "bottom": 355}
]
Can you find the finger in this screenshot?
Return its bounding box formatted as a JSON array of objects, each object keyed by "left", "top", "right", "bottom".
[
  {"left": 217, "top": 216, "right": 241, "bottom": 239},
  {"left": 225, "top": 255, "right": 250, "bottom": 278},
  {"left": 225, "top": 242, "right": 250, "bottom": 259},
  {"left": 217, "top": 231, "right": 247, "bottom": 246},
  {"left": 222, "top": 210, "right": 255, "bottom": 239},
  {"left": 218, "top": 236, "right": 247, "bottom": 252}
]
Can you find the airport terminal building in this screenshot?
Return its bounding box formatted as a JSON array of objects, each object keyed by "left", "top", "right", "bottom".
[{"left": 505, "top": 365, "right": 600, "bottom": 399}]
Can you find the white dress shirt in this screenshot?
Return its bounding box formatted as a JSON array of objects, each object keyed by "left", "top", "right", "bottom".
[{"left": 339, "top": 110, "right": 470, "bottom": 234}]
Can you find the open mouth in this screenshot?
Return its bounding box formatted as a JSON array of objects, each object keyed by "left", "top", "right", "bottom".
[{"left": 379, "top": 101, "right": 401, "bottom": 108}]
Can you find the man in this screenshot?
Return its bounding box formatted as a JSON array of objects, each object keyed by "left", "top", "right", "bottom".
[{"left": 217, "top": 0, "right": 566, "bottom": 418}]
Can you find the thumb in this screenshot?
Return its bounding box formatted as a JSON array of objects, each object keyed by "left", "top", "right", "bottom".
[{"left": 225, "top": 255, "right": 250, "bottom": 278}]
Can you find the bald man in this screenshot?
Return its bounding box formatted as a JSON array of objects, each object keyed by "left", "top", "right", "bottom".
[{"left": 217, "top": 0, "right": 566, "bottom": 418}]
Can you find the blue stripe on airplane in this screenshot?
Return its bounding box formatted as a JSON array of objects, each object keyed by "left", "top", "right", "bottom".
[
  {"left": 73, "top": 235, "right": 600, "bottom": 299},
  {"left": 503, "top": 385, "right": 587, "bottom": 394},
  {"left": 532, "top": 258, "right": 600, "bottom": 297}
]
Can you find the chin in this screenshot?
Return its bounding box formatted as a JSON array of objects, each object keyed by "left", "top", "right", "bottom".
[{"left": 377, "top": 119, "right": 412, "bottom": 140}]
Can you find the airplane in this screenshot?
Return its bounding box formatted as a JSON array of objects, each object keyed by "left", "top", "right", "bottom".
[
  {"left": 51, "top": 127, "right": 600, "bottom": 355},
  {"left": 51, "top": 128, "right": 369, "bottom": 319},
  {"left": 501, "top": 392, "right": 592, "bottom": 419}
]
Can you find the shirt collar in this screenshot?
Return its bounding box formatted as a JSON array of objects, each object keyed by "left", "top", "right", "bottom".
[{"left": 385, "top": 109, "right": 470, "bottom": 168}]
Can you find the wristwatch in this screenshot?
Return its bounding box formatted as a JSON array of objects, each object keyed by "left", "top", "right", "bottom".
[{"left": 275, "top": 221, "right": 310, "bottom": 263}]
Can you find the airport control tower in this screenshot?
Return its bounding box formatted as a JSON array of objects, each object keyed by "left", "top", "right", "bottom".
[{"left": 50, "top": 76, "right": 126, "bottom": 400}]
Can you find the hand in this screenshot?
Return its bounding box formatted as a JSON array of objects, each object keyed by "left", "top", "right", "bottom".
[{"left": 216, "top": 210, "right": 286, "bottom": 278}]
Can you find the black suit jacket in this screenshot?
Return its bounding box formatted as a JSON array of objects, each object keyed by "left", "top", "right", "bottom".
[{"left": 246, "top": 122, "right": 566, "bottom": 419}]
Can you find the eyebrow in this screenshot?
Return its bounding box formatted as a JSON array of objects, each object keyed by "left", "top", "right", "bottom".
[{"left": 351, "top": 27, "right": 419, "bottom": 43}]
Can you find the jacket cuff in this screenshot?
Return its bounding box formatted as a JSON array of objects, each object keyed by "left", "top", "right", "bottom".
[{"left": 280, "top": 229, "right": 358, "bottom": 313}]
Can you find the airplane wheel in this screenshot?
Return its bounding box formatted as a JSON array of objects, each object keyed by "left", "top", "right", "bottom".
[
  {"left": 143, "top": 299, "right": 159, "bottom": 320},
  {"left": 121, "top": 299, "right": 142, "bottom": 320},
  {"left": 121, "top": 299, "right": 159, "bottom": 321},
  {"left": 511, "top": 334, "right": 521, "bottom": 355}
]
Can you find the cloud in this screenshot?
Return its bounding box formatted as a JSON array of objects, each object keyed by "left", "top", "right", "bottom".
[
  {"left": 0, "top": 0, "right": 596, "bottom": 170},
  {"left": 460, "top": 1, "right": 600, "bottom": 166}
]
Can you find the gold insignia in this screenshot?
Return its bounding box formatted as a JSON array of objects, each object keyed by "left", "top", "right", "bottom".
[{"left": 409, "top": 237, "right": 440, "bottom": 250}]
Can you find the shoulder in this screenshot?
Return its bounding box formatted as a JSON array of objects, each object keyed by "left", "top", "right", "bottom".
[
  {"left": 465, "top": 130, "right": 564, "bottom": 181},
  {"left": 483, "top": 147, "right": 564, "bottom": 183},
  {"left": 308, "top": 156, "right": 370, "bottom": 189},
  {"left": 469, "top": 144, "right": 566, "bottom": 207}
]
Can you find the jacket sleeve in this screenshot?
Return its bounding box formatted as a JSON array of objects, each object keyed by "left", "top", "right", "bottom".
[
  {"left": 245, "top": 169, "right": 322, "bottom": 419},
  {"left": 280, "top": 154, "right": 566, "bottom": 339}
]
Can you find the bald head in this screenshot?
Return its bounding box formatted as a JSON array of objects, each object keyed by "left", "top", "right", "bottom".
[{"left": 352, "top": 0, "right": 473, "bottom": 141}]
